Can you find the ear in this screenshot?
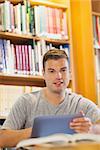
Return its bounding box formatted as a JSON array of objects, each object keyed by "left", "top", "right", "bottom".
[{"left": 42, "top": 69, "right": 45, "bottom": 76}]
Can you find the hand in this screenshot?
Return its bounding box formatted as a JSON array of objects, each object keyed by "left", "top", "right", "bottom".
[{"left": 70, "top": 116, "right": 92, "bottom": 133}]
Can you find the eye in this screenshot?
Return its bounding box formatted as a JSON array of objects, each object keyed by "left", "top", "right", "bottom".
[
  {"left": 48, "top": 70, "right": 55, "bottom": 73},
  {"left": 61, "top": 68, "right": 67, "bottom": 72}
]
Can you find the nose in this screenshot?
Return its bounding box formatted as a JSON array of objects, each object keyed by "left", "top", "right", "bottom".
[{"left": 56, "top": 72, "right": 62, "bottom": 79}]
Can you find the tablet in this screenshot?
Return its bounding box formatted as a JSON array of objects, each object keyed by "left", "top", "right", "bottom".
[{"left": 31, "top": 114, "right": 83, "bottom": 138}]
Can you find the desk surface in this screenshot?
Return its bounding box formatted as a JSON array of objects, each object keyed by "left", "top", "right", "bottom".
[{"left": 34, "top": 142, "right": 100, "bottom": 150}]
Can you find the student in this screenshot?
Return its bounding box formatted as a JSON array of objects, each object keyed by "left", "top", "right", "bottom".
[{"left": 0, "top": 49, "right": 100, "bottom": 148}]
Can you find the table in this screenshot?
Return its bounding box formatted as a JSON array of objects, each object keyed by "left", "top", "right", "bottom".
[{"left": 34, "top": 142, "right": 100, "bottom": 150}]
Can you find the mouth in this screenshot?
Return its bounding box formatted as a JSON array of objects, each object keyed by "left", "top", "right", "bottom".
[{"left": 53, "top": 81, "right": 63, "bottom": 86}]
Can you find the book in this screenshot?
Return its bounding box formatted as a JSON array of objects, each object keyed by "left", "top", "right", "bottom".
[{"left": 16, "top": 133, "right": 100, "bottom": 149}]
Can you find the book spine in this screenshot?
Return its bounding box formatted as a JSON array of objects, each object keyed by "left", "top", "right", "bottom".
[
  {"left": 21, "top": 45, "right": 26, "bottom": 74},
  {"left": 0, "top": 39, "right": 4, "bottom": 72}
]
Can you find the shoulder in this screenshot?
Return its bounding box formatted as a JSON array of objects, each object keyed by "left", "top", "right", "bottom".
[
  {"left": 13, "top": 89, "right": 42, "bottom": 108},
  {"left": 65, "top": 89, "right": 83, "bottom": 100},
  {"left": 65, "top": 88, "right": 98, "bottom": 108}
]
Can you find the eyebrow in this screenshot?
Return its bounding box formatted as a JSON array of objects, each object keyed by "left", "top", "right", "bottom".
[
  {"left": 60, "top": 67, "right": 67, "bottom": 70},
  {"left": 48, "top": 68, "right": 55, "bottom": 71},
  {"left": 48, "top": 67, "right": 67, "bottom": 71}
]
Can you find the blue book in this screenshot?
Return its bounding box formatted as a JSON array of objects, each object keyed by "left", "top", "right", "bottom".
[{"left": 0, "top": 39, "right": 4, "bottom": 72}]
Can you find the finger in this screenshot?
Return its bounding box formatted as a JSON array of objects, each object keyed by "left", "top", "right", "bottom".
[
  {"left": 70, "top": 121, "right": 92, "bottom": 127},
  {"left": 73, "top": 127, "right": 91, "bottom": 133},
  {"left": 70, "top": 123, "right": 92, "bottom": 131},
  {"left": 72, "top": 117, "right": 91, "bottom": 123},
  {"left": 70, "top": 125, "right": 91, "bottom": 133},
  {"left": 70, "top": 122, "right": 92, "bottom": 133},
  {"left": 79, "top": 110, "right": 85, "bottom": 116},
  {"left": 70, "top": 120, "right": 92, "bottom": 131}
]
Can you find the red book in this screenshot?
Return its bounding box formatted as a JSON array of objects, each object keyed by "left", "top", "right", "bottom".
[
  {"left": 52, "top": 8, "right": 56, "bottom": 34},
  {"left": 28, "top": 45, "right": 33, "bottom": 75},
  {"left": 21, "top": 45, "right": 26, "bottom": 74},
  {"left": 55, "top": 8, "right": 61, "bottom": 34},
  {"left": 96, "top": 16, "right": 100, "bottom": 46},
  {"left": 24, "top": 45, "right": 30, "bottom": 74},
  {"left": 14, "top": 45, "right": 19, "bottom": 73},
  {"left": 18, "top": 45, "right": 23, "bottom": 74},
  {"left": 47, "top": 7, "right": 53, "bottom": 34},
  {"left": 62, "top": 11, "right": 68, "bottom": 39}
]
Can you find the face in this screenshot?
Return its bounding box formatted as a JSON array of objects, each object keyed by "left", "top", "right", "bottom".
[{"left": 43, "top": 58, "right": 69, "bottom": 94}]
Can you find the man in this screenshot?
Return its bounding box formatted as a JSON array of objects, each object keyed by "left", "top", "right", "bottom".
[{"left": 0, "top": 49, "right": 100, "bottom": 147}]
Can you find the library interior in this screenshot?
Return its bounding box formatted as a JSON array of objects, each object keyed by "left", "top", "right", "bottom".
[{"left": 0, "top": 0, "right": 100, "bottom": 149}]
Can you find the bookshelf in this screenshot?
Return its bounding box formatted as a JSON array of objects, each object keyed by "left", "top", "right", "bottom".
[
  {"left": 91, "top": 0, "right": 100, "bottom": 105},
  {"left": 0, "top": 0, "right": 72, "bottom": 118},
  {"left": 0, "top": 0, "right": 99, "bottom": 105},
  {"left": 70, "top": 0, "right": 97, "bottom": 103},
  {"left": 70, "top": 0, "right": 100, "bottom": 104},
  {"left": 0, "top": 0, "right": 71, "bottom": 87}
]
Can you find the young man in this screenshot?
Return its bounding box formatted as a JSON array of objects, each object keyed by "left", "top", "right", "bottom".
[{"left": 0, "top": 49, "right": 100, "bottom": 147}]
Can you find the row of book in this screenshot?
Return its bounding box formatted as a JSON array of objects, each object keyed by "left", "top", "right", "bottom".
[
  {"left": 92, "top": 15, "right": 100, "bottom": 48},
  {"left": 0, "top": 0, "right": 68, "bottom": 39},
  {"left": 95, "top": 48, "right": 100, "bottom": 106},
  {"left": 0, "top": 39, "right": 70, "bottom": 75},
  {"left": 95, "top": 48, "right": 100, "bottom": 80},
  {"left": 97, "top": 80, "right": 100, "bottom": 106}
]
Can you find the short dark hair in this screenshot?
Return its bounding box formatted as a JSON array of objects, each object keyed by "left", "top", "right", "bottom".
[{"left": 43, "top": 49, "right": 68, "bottom": 71}]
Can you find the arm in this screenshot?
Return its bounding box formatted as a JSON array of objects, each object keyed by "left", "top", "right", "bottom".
[
  {"left": 0, "top": 94, "right": 33, "bottom": 148},
  {"left": 0, "top": 128, "right": 32, "bottom": 148},
  {"left": 70, "top": 96, "right": 100, "bottom": 133}
]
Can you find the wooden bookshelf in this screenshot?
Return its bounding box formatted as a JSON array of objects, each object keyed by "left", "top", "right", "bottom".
[
  {"left": 70, "top": 0, "right": 100, "bottom": 103},
  {"left": 91, "top": 0, "right": 100, "bottom": 105},
  {"left": 70, "top": 0, "right": 97, "bottom": 103},
  {"left": 0, "top": 0, "right": 71, "bottom": 88},
  {"left": 0, "top": 0, "right": 72, "bottom": 123}
]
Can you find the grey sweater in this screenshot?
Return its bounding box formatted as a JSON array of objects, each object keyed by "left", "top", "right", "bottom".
[{"left": 2, "top": 89, "right": 100, "bottom": 130}]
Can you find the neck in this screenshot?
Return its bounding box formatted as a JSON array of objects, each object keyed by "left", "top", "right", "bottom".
[{"left": 43, "top": 87, "right": 65, "bottom": 105}]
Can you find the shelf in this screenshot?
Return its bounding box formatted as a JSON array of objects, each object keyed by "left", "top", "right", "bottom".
[
  {"left": 92, "top": 12, "right": 100, "bottom": 16},
  {"left": 0, "top": 32, "right": 39, "bottom": 43},
  {"left": 0, "top": 74, "right": 46, "bottom": 87},
  {"left": 0, "top": 0, "right": 67, "bottom": 9},
  {"left": 0, "top": 73, "right": 72, "bottom": 88},
  {"left": 0, "top": 0, "right": 23, "bottom": 5},
  {"left": 0, "top": 32, "right": 69, "bottom": 44},
  {"left": 30, "top": 0, "right": 67, "bottom": 9},
  {"left": 41, "top": 37, "right": 70, "bottom": 45}
]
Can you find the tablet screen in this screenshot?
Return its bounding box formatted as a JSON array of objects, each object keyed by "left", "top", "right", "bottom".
[{"left": 31, "top": 114, "right": 83, "bottom": 138}]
